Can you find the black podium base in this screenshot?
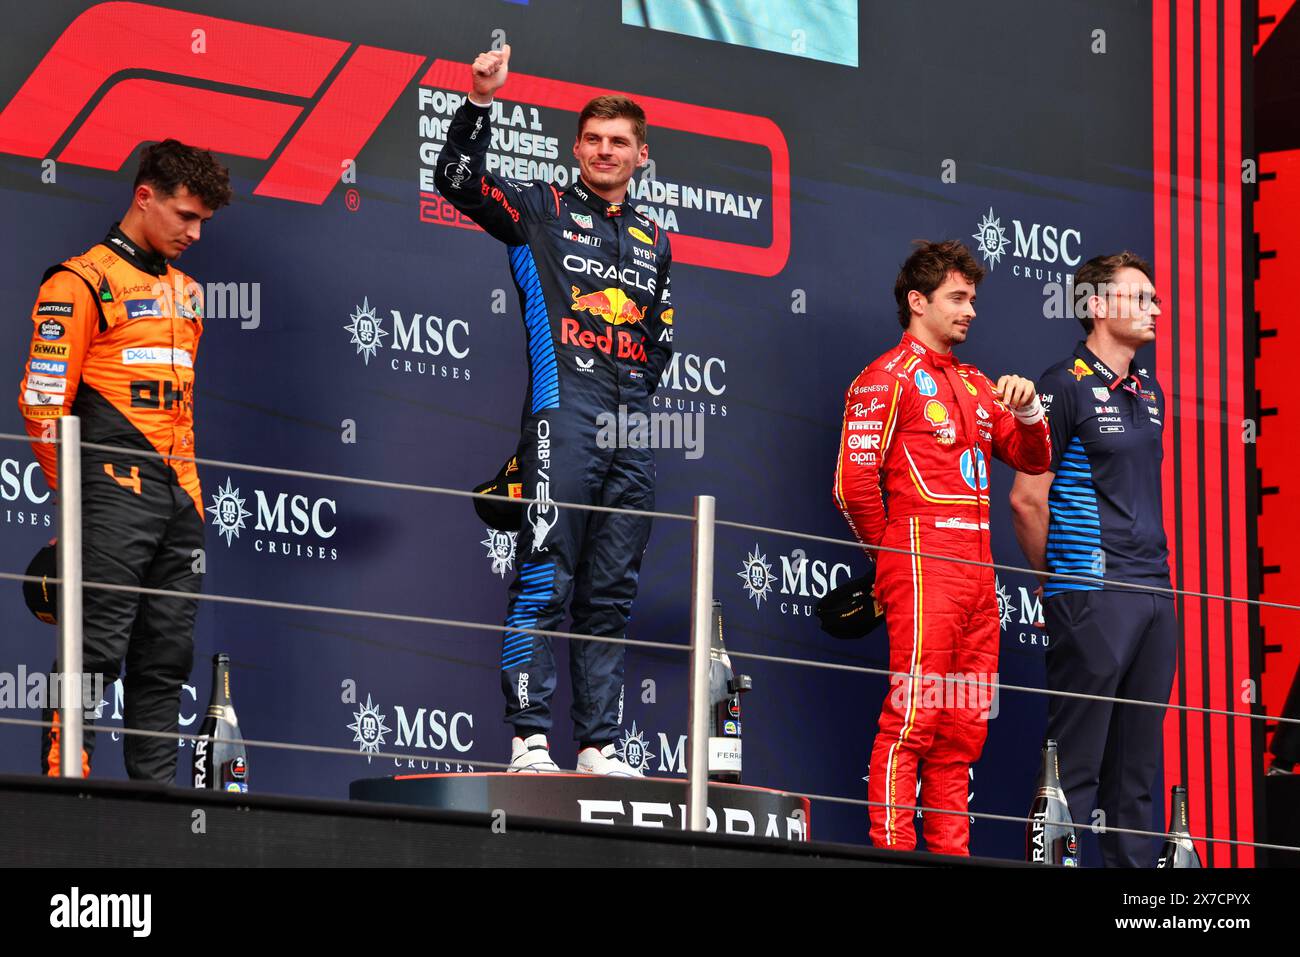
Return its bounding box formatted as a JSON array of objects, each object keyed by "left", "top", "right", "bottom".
[{"left": 350, "top": 772, "right": 811, "bottom": 842}]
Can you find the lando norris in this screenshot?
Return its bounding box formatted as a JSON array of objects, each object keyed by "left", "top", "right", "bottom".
[
  {"left": 18, "top": 139, "right": 231, "bottom": 782},
  {"left": 436, "top": 44, "right": 674, "bottom": 775}
]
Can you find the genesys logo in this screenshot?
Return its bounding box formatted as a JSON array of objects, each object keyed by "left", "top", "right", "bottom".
[
  {"left": 206, "top": 477, "right": 339, "bottom": 561},
  {"left": 345, "top": 297, "right": 471, "bottom": 383}
]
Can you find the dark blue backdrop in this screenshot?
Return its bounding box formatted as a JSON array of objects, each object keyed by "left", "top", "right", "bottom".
[{"left": 0, "top": 0, "right": 1154, "bottom": 856}]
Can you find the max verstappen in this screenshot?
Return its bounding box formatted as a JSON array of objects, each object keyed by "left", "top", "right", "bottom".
[
  {"left": 834, "top": 240, "right": 1051, "bottom": 854},
  {"left": 435, "top": 45, "right": 673, "bottom": 775},
  {"left": 18, "top": 140, "right": 231, "bottom": 781}
]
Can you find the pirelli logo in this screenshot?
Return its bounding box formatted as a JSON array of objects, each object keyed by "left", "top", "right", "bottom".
[
  {"left": 24, "top": 406, "right": 62, "bottom": 418},
  {"left": 36, "top": 301, "right": 73, "bottom": 317},
  {"left": 31, "top": 342, "right": 70, "bottom": 358}
]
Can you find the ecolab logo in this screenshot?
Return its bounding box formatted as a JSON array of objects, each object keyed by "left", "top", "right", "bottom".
[{"left": 971, "top": 207, "right": 1083, "bottom": 277}]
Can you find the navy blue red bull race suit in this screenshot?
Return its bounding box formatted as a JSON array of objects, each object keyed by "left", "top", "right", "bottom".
[{"left": 435, "top": 98, "right": 674, "bottom": 745}]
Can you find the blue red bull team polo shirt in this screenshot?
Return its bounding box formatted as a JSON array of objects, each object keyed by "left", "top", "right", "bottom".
[{"left": 1036, "top": 342, "right": 1171, "bottom": 598}]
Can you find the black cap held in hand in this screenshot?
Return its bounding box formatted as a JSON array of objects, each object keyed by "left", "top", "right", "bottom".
[
  {"left": 473, "top": 455, "right": 526, "bottom": 532},
  {"left": 814, "top": 570, "right": 885, "bottom": 640},
  {"left": 23, "top": 543, "right": 58, "bottom": 626}
]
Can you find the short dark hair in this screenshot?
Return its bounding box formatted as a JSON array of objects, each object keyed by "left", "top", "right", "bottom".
[
  {"left": 1072, "top": 251, "right": 1153, "bottom": 332},
  {"left": 134, "top": 139, "right": 232, "bottom": 211},
  {"left": 893, "top": 240, "right": 986, "bottom": 328},
  {"left": 577, "top": 95, "right": 647, "bottom": 145}
]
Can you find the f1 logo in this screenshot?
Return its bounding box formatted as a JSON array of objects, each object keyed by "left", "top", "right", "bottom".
[{"left": 0, "top": 2, "right": 425, "bottom": 204}]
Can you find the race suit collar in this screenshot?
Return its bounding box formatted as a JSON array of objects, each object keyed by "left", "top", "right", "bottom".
[
  {"left": 567, "top": 177, "right": 627, "bottom": 218},
  {"left": 901, "top": 331, "right": 957, "bottom": 368},
  {"left": 1074, "top": 340, "right": 1143, "bottom": 392},
  {"left": 105, "top": 223, "right": 168, "bottom": 277}
]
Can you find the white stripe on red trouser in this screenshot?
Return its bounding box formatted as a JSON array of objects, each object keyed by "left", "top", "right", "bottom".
[{"left": 867, "top": 517, "right": 1000, "bottom": 855}]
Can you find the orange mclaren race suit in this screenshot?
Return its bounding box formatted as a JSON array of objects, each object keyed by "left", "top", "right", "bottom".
[
  {"left": 834, "top": 332, "right": 1051, "bottom": 855},
  {"left": 18, "top": 225, "right": 204, "bottom": 783}
]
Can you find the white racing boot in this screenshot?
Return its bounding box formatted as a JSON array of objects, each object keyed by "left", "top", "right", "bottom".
[
  {"left": 575, "top": 743, "right": 644, "bottom": 778},
  {"left": 507, "top": 733, "right": 561, "bottom": 773}
]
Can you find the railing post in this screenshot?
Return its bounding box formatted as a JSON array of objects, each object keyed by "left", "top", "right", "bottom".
[
  {"left": 686, "top": 494, "right": 716, "bottom": 832},
  {"left": 56, "top": 416, "right": 83, "bottom": 778}
]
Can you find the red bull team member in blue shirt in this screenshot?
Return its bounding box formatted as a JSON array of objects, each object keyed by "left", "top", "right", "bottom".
[{"left": 1011, "top": 251, "right": 1178, "bottom": 867}]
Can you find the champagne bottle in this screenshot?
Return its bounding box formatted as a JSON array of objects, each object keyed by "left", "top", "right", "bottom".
[
  {"left": 192, "top": 653, "right": 249, "bottom": 792},
  {"left": 707, "top": 601, "right": 751, "bottom": 783},
  {"left": 1026, "top": 738, "right": 1079, "bottom": 866},
  {"left": 1155, "top": 785, "right": 1202, "bottom": 868}
]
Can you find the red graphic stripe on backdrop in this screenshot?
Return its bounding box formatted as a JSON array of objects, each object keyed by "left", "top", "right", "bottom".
[
  {"left": 0, "top": 0, "right": 344, "bottom": 159},
  {"left": 1175, "top": 0, "right": 1211, "bottom": 866},
  {"left": 1199, "top": 0, "right": 1230, "bottom": 867},
  {"left": 1153, "top": 0, "right": 1181, "bottom": 854},
  {"left": 1223, "top": 0, "right": 1253, "bottom": 867},
  {"left": 58, "top": 80, "right": 300, "bottom": 169},
  {"left": 255, "top": 45, "right": 426, "bottom": 204},
  {"left": 420, "top": 59, "right": 791, "bottom": 277}
]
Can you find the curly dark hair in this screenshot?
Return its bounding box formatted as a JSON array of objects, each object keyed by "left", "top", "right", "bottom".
[
  {"left": 133, "top": 139, "right": 232, "bottom": 211},
  {"left": 893, "top": 239, "right": 986, "bottom": 328}
]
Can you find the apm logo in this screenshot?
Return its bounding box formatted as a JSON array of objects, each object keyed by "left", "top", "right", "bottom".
[{"left": 0, "top": 2, "right": 426, "bottom": 204}]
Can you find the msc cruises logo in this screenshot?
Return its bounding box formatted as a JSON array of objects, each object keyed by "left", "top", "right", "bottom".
[
  {"left": 481, "top": 528, "right": 518, "bottom": 579},
  {"left": 615, "top": 721, "right": 656, "bottom": 774},
  {"left": 972, "top": 207, "right": 1011, "bottom": 268},
  {"left": 207, "top": 478, "right": 251, "bottom": 546},
  {"left": 348, "top": 693, "right": 391, "bottom": 762},
  {"left": 737, "top": 544, "right": 775, "bottom": 609},
  {"left": 345, "top": 297, "right": 388, "bottom": 365}
]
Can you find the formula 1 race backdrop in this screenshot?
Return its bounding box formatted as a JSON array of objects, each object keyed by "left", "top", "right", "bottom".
[{"left": 0, "top": 0, "right": 1254, "bottom": 861}]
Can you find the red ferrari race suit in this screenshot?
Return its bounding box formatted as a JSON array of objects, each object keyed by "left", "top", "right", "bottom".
[{"left": 834, "top": 332, "right": 1050, "bottom": 855}]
